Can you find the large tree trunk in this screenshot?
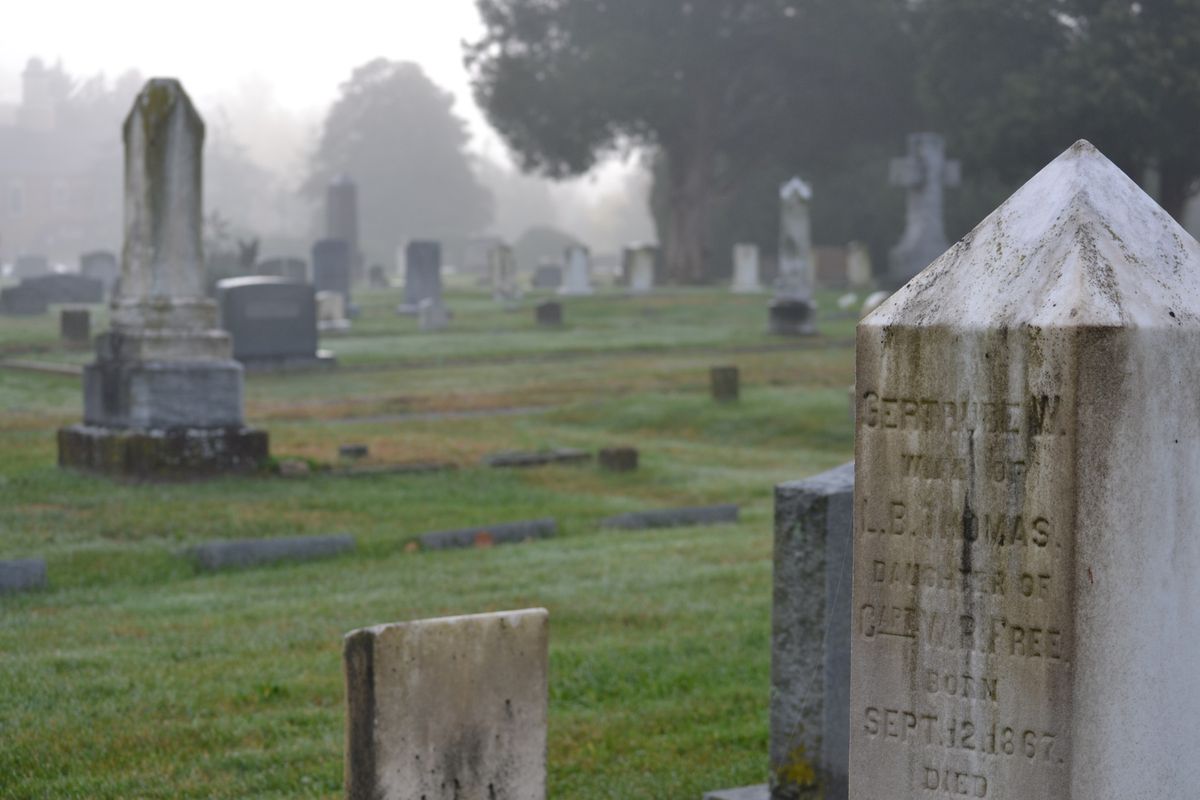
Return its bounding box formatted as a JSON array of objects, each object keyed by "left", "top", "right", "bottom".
[{"left": 660, "top": 94, "right": 719, "bottom": 285}]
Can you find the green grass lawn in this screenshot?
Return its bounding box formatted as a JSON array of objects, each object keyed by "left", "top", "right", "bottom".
[{"left": 0, "top": 288, "right": 856, "bottom": 799}]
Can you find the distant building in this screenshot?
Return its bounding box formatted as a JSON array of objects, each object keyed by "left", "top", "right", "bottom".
[{"left": 0, "top": 59, "right": 120, "bottom": 266}]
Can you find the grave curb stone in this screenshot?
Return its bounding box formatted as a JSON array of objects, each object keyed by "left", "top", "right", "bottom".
[
  {"left": 419, "top": 519, "right": 557, "bottom": 551},
  {"left": 0, "top": 559, "right": 48, "bottom": 594},
  {"left": 185, "top": 533, "right": 355, "bottom": 571},
  {"left": 599, "top": 504, "right": 739, "bottom": 531}
]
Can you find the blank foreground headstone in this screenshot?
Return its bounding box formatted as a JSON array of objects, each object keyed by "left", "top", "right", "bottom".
[
  {"left": 344, "top": 608, "right": 548, "bottom": 800},
  {"left": 852, "top": 141, "right": 1200, "bottom": 798}
]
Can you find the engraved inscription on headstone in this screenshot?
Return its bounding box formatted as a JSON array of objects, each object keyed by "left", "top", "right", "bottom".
[{"left": 850, "top": 141, "right": 1200, "bottom": 799}]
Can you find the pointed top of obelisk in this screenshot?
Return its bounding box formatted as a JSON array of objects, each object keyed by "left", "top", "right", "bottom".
[
  {"left": 866, "top": 140, "right": 1200, "bottom": 329},
  {"left": 123, "top": 78, "right": 204, "bottom": 143}
]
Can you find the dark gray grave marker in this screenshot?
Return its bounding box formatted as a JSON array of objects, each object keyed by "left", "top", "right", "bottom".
[
  {"left": 216, "top": 276, "right": 330, "bottom": 369},
  {"left": 0, "top": 559, "right": 48, "bottom": 594},
  {"left": 600, "top": 504, "right": 739, "bottom": 530},
  {"left": 419, "top": 519, "right": 557, "bottom": 550},
  {"left": 186, "top": 533, "right": 355, "bottom": 571}
]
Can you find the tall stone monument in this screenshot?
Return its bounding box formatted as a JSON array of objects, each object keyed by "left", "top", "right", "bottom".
[
  {"left": 559, "top": 244, "right": 593, "bottom": 296},
  {"left": 886, "top": 132, "right": 960, "bottom": 289},
  {"left": 326, "top": 174, "right": 362, "bottom": 283},
  {"left": 769, "top": 177, "right": 817, "bottom": 335},
  {"left": 851, "top": 141, "right": 1200, "bottom": 799},
  {"left": 732, "top": 243, "right": 763, "bottom": 293},
  {"left": 58, "top": 79, "right": 267, "bottom": 476}
]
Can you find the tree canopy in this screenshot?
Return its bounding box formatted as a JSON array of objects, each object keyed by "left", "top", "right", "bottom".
[
  {"left": 469, "top": 0, "right": 1200, "bottom": 284},
  {"left": 307, "top": 59, "right": 494, "bottom": 264}
]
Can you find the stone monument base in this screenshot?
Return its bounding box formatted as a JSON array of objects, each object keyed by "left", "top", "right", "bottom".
[
  {"left": 768, "top": 298, "right": 817, "bottom": 336},
  {"left": 57, "top": 424, "right": 269, "bottom": 479},
  {"left": 84, "top": 359, "right": 245, "bottom": 429}
]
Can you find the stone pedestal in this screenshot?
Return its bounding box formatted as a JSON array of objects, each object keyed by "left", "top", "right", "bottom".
[
  {"left": 57, "top": 78, "right": 268, "bottom": 478},
  {"left": 851, "top": 141, "right": 1200, "bottom": 799}
]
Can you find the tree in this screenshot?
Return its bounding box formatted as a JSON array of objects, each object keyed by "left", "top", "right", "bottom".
[
  {"left": 917, "top": 0, "right": 1200, "bottom": 222},
  {"left": 467, "top": 0, "right": 915, "bottom": 283},
  {"left": 306, "top": 59, "right": 494, "bottom": 263}
]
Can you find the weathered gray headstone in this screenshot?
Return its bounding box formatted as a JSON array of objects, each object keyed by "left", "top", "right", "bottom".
[
  {"left": 417, "top": 297, "right": 450, "bottom": 332},
  {"left": 491, "top": 243, "right": 521, "bottom": 305},
  {"left": 535, "top": 301, "right": 563, "bottom": 327},
  {"left": 60, "top": 308, "right": 90, "bottom": 346},
  {"left": 326, "top": 174, "right": 362, "bottom": 283},
  {"left": 711, "top": 366, "right": 740, "bottom": 402},
  {"left": 419, "top": 518, "right": 557, "bottom": 550},
  {"left": 851, "top": 141, "right": 1200, "bottom": 799},
  {"left": 600, "top": 504, "right": 739, "bottom": 531},
  {"left": 57, "top": 78, "right": 268, "bottom": 477},
  {"left": 0, "top": 559, "right": 48, "bottom": 594},
  {"left": 531, "top": 263, "right": 563, "bottom": 289},
  {"left": 0, "top": 285, "right": 47, "bottom": 316},
  {"left": 598, "top": 447, "right": 638, "bottom": 472},
  {"left": 846, "top": 242, "right": 873, "bottom": 289},
  {"left": 13, "top": 254, "right": 49, "bottom": 279},
  {"left": 216, "top": 276, "right": 331, "bottom": 368},
  {"left": 886, "top": 132, "right": 960, "bottom": 289},
  {"left": 343, "top": 609, "right": 548, "bottom": 800},
  {"left": 22, "top": 273, "right": 104, "bottom": 304},
  {"left": 733, "top": 243, "right": 763, "bottom": 293},
  {"left": 772, "top": 463, "right": 854, "bottom": 800},
  {"left": 317, "top": 290, "right": 350, "bottom": 332},
  {"left": 770, "top": 178, "right": 817, "bottom": 336},
  {"left": 186, "top": 533, "right": 354, "bottom": 571},
  {"left": 312, "top": 238, "right": 352, "bottom": 309},
  {"left": 559, "top": 245, "right": 593, "bottom": 296},
  {"left": 627, "top": 244, "right": 656, "bottom": 294},
  {"left": 400, "top": 241, "right": 443, "bottom": 313},
  {"left": 255, "top": 256, "right": 308, "bottom": 284},
  {"left": 484, "top": 449, "right": 592, "bottom": 469},
  {"left": 80, "top": 250, "right": 120, "bottom": 293}
]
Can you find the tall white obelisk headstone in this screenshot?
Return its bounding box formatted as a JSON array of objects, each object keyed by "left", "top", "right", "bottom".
[
  {"left": 852, "top": 141, "right": 1200, "bottom": 799},
  {"left": 58, "top": 79, "right": 267, "bottom": 476}
]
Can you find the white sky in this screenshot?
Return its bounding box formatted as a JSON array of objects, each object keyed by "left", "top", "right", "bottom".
[
  {"left": 0, "top": 0, "right": 498, "bottom": 154},
  {"left": 0, "top": 0, "right": 652, "bottom": 242}
]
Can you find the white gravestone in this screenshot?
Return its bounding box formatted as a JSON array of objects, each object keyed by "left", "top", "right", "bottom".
[
  {"left": 732, "top": 243, "right": 763, "bottom": 293},
  {"left": 344, "top": 609, "right": 548, "bottom": 800},
  {"left": 886, "top": 132, "right": 960, "bottom": 289},
  {"left": 770, "top": 177, "right": 817, "bottom": 335},
  {"left": 628, "top": 244, "right": 656, "bottom": 294},
  {"left": 851, "top": 141, "right": 1200, "bottom": 800},
  {"left": 559, "top": 245, "right": 593, "bottom": 296},
  {"left": 490, "top": 243, "right": 521, "bottom": 306},
  {"left": 846, "top": 241, "right": 873, "bottom": 289}
]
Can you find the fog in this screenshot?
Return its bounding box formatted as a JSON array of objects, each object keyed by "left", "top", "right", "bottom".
[{"left": 0, "top": 0, "right": 653, "bottom": 266}]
